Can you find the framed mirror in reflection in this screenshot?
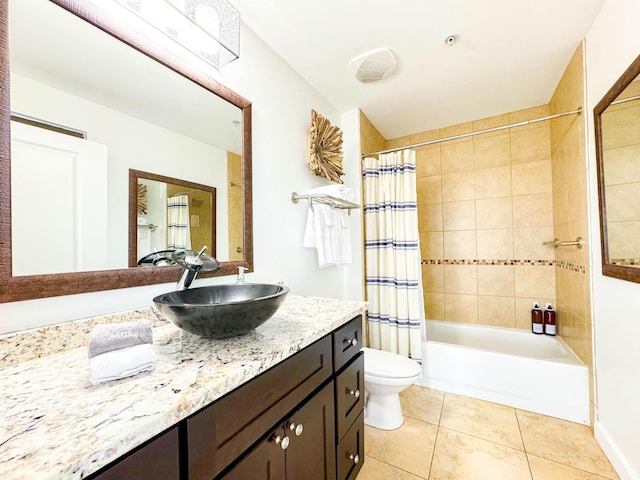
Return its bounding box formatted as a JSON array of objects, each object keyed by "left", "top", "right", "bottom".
[
  {"left": 595, "top": 54, "right": 640, "bottom": 283},
  {"left": 0, "top": 0, "right": 253, "bottom": 302},
  {"left": 130, "top": 169, "right": 229, "bottom": 267}
]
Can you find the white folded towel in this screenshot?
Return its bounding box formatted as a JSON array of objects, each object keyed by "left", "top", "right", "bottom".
[
  {"left": 88, "top": 320, "right": 153, "bottom": 358},
  {"left": 89, "top": 344, "right": 157, "bottom": 385}
]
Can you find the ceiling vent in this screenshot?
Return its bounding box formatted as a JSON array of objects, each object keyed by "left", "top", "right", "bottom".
[{"left": 349, "top": 48, "right": 398, "bottom": 83}]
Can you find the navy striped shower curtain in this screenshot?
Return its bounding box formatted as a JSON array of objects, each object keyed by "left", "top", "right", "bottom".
[{"left": 363, "top": 149, "right": 424, "bottom": 360}]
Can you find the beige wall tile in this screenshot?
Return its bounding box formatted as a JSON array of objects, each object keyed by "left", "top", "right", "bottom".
[
  {"left": 442, "top": 171, "right": 475, "bottom": 202},
  {"left": 512, "top": 193, "right": 553, "bottom": 228},
  {"left": 603, "top": 143, "right": 640, "bottom": 185},
  {"left": 416, "top": 146, "right": 441, "bottom": 177},
  {"left": 475, "top": 165, "right": 512, "bottom": 199},
  {"left": 510, "top": 126, "right": 551, "bottom": 164},
  {"left": 509, "top": 105, "right": 550, "bottom": 126},
  {"left": 441, "top": 140, "right": 473, "bottom": 174},
  {"left": 421, "top": 231, "right": 444, "bottom": 259},
  {"left": 604, "top": 183, "right": 640, "bottom": 222},
  {"left": 476, "top": 197, "right": 513, "bottom": 229},
  {"left": 478, "top": 296, "right": 516, "bottom": 327},
  {"left": 474, "top": 133, "right": 511, "bottom": 170},
  {"left": 440, "top": 121, "right": 473, "bottom": 140},
  {"left": 511, "top": 160, "right": 553, "bottom": 195},
  {"left": 472, "top": 113, "right": 511, "bottom": 138},
  {"left": 514, "top": 226, "right": 555, "bottom": 260},
  {"left": 418, "top": 203, "right": 443, "bottom": 232},
  {"left": 443, "top": 200, "right": 476, "bottom": 231},
  {"left": 444, "top": 265, "right": 478, "bottom": 295},
  {"left": 477, "top": 228, "right": 514, "bottom": 259},
  {"left": 601, "top": 105, "right": 640, "bottom": 149},
  {"left": 515, "top": 265, "right": 556, "bottom": 299},
  {"left": 445, "top": 293, "right": 478, "bottom": 323},
  {"left": 443, "top": 230, "right": 477, "bottom": 259},
  {"left": 425, "top": 292, "right": 445, "bottom": 320},
  {"left": 423, "top": 264, "right": 445, "bottom": 293},
  {"left": 478, "top": 265, "right": 515, "bottom": 296},
  {"left": 410, "top": 128, "right": 440, "bottom": 145},
  {"left": 417, "top": 175, "right": 442, "bottom": 204}
]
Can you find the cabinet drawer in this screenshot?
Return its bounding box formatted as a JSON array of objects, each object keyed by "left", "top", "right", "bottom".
[
  {"left": 89, "top": 426, "right": 179, "bottom": 480},
  {"left": 335, "top": 352, "right": 364, "bottom": 441},
  {"left": 336, "top": 411, "right": 364, "bottom": 480},
  {"left": 187, "top": 335, "right": 333, "bottom": 480},
  {"left": 333, "top": 315, "right": 362, "bottom": 372}
]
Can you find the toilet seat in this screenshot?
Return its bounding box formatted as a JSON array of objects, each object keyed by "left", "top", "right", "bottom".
[{"left": 362, "top": 347, "right": 422, "bottom": 379}]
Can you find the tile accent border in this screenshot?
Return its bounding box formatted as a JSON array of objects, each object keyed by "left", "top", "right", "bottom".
[
  {"left": 422, "top": 258, "right": 585, "bottom": 273},
  {"left": 610, "top": 258, "right": 640, "bottom": 266}
]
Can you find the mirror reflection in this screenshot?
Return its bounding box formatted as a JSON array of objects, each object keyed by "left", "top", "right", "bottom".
[
  {"left": 9, "top": 0, "right": 244, "bottom": 277},
  {"left": 600, "top": 73, "right": 640, "bottom": 267},
  {"left": 131, "top": 170, "right": 219, "bottom": 267}
]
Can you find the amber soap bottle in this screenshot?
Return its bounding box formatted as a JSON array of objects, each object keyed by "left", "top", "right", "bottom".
[
  {"left": 531, "top": 302, "right": 543, "bottom": 334},
  {"left": 544, "top": 303, "right": 557, "bottom": 336}
]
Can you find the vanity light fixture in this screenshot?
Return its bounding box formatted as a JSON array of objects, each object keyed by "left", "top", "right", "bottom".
[{"left": 94, "top": 0, "right": 240, "bottom": 67}]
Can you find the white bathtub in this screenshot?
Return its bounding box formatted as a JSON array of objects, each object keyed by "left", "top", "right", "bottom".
[{"left": 418, "top": 320, "right": 590, "bottom": 425}]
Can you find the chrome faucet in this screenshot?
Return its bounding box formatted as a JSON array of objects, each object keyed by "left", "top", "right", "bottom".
[{"left": 175, "top": 246, "right": 221, "bottom": 290}]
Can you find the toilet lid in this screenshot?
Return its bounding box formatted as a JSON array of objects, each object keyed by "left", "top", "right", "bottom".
[{"left": 362, "top": 347, "right": 422, "bottom": 379}]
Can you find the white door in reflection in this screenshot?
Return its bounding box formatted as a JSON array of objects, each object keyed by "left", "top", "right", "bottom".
[{"left": 11, "top": 121, "right": 108, "bottom": 276}]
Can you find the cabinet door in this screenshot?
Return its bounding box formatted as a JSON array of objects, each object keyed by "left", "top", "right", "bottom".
[
  {"left": 335, "top": 352, "right": 365, "bottom": 441},
  {"left": 221, "top": 427, "right": 285, "bottom": 480},
  {"left": 285, "top": 382, "right": 336, "bottom": 480},
  {"left": 90, "top": 426, "right": 180, "bottom": 480},
  {"left": 336, "top": 411, "right": 364, "bottom": 480}
]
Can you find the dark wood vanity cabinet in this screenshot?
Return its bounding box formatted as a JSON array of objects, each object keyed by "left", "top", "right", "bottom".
[
  {"left": 223, "top": 382, "right": 336, "bottom": 479},
  {"left": 87, "top": 315, "right": 364, "bottom": 480},
  {"left": 89, "top": 426, "right": 180, "bottom": 480}
]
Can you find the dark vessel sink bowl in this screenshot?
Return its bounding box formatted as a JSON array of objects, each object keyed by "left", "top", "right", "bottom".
[{"left": 153, "top": 283, "right": 290, "bottom": 339}]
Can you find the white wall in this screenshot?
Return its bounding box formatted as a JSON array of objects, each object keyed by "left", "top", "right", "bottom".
[
  {"left": 585, "top": 0, "right": 640, "bottom": 478},
  {"left": 0, "top": 23, "right": 364, "bottom": 332},
  {"left": 11, "top": 74, "right": 230, "bottom": 268}
]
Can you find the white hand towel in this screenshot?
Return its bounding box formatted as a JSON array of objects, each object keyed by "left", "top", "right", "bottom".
[
  {"left": 88, "top": 319, "right": 153, "bottom": 358},
  {"left": 303, "top": 185, "right": 354, "bottom": 267},
  {"left": 89, "top": 344, "right": 157, "bottom": 385}
]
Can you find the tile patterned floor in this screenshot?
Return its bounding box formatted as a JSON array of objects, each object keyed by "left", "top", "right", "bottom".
[{"left": 357, "top": 385, "right": 619, "bottom": 480}]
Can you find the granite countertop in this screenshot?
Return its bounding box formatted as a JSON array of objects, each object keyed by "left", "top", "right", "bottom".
[{"left": 0, "top": 294, "right": 366, "bottom": 480}]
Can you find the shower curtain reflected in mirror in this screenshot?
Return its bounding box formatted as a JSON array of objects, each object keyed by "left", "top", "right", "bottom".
[
  {"left": 167, "top": 194, "right": 192, "bottom": 250},
  {"left": 363, "top": 149, "right": 424, "bottom": 360}
]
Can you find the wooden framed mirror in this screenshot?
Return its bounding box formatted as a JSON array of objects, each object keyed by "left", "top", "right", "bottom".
[
  {"left": 0, "top": 0, "right": 253, "bottom": 302},
  {"left": 594, "top": 54, "right": 640, "bottom": 283}
]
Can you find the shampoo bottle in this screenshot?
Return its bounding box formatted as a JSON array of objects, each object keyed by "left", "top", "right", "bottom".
[
  {"left": 531, "top": 302, "right": 543, "bottom": 334},
  {"left": 544, "top": 303, "right": 557, "bottom": 336}
]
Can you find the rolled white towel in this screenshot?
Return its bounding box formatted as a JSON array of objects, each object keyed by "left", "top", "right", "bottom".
[{"left": 89, "top": 344, "right": 157, "bottom": 385}]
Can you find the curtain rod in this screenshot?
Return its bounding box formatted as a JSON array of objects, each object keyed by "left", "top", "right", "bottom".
[{"left": 362, "top": 107, "right": 582, "bottom": 157}]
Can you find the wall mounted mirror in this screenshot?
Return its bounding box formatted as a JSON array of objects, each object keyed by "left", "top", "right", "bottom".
[
  {"left": 0, "top": 0, "right": 253, "bottom": 302},
  {"left": 595, "top": 54, "right": 640, "bottom": 283}
]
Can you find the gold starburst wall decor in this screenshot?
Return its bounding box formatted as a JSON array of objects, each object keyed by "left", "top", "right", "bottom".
[
  {"left": 307, "top": 109, "right": 344, "bottom": 184},
  {"left": 137, "top": 183, "right": 148, "bottom": 215}
]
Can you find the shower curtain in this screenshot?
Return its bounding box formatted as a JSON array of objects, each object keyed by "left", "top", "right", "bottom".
[
  {"left": 167, "top": 194, "right": 192, "bottom": 250},
  {"left": 363, "top": 149, "right": 424, "bottom": 360}
]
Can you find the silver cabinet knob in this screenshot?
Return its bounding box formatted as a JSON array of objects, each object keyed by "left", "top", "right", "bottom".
[
  {"left": 289, "top": 422, "right": 304, "bottom": 436},
  {"left": 349, "top": 453, "right": 360, "bottom": 464},
  {"left": 349, "top": 389, "right": 361, "bottom": 399},
  {"left": 273, "top": 435, "right": 290, "bottom": 450},
  {"left": 344, "top": 337, "right": 358, "bottom": 347}
]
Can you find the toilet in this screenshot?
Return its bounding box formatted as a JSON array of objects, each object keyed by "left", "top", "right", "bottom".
[{"left": 361, "top": 347, "right": 422, "bottom": 430}]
